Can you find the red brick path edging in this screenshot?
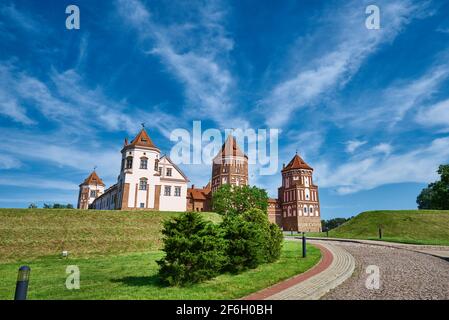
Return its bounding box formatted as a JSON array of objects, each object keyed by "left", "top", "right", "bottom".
[{"left": 243, "top": 243, "right": 333, "bottom": 300}]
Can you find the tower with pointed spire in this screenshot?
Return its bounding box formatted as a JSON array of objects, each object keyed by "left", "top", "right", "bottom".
[
  {"left": 77, "top": 170, "right": 105, "bottom": 209},
  {"left": 78, "top": 127, "right": 189, "bottom": 211},
  {"left": 210, "top": 135, "right": 249, "bottom": 193},
  {"left": 276, "top": 153, "right": 322, "bottom": 232}
]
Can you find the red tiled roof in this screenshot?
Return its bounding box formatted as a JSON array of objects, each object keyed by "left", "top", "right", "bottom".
[
  {"left": 215, "top": 135, "right": 247, "bottom": 159},
  {"left": 187, "top": 185, "right": 211, "bottom": 201},
  {"left": 80, "top": 171, "right": 105, "bottom": 186},
  {"left": 282, "top": 154, "right": 313, "bottom": 171},
  {"left": 125, "top": 128, "right": 158, "bottom": 150}
]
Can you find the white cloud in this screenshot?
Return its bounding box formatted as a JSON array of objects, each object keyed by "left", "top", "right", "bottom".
[
  {"left": 0, "top": 176, "right": 78, "bottom": 190},
  {"left": 371, "top": 143, "right": 393, "bottom": 155},
  {"left": 416, "top": 98, "right": 449, "bottom": 130},
  {"left": 315, "top": 137, "right": 449, "bottom": 194},
  {"left": 345, "top": 140, "right": 367, "bottom": 153},
  {"left": 347, "top": 63, "right": 449, "bottom": 129},
  {"left": 116, "top": 0, "right": 247, "bottom": 128},
  {"left": 261, "top": 0, "right": 431, "bottom": 127},
  {"left": 0, "top": 64, "right": 36, "bottom": 124},
  {"left": 0, "top": 3, "right": 39, "bottom": 32},
  {"left": 0, "top": 130, "right": 121, "bottom": 179},
  {"left": 0, "top": 154, "right": 22, "bottom": 169}
]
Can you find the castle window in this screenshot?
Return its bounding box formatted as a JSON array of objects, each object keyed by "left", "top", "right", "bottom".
[
  {"left": 158, "top": 167, "right": 162, "bottom": 175},
  {"left": 166, "top": 168, "right": 172, "bottom": 177},
  {"left": 164, "top": 186, "right": 171, "bottom": 196},
  {"left": 174, "top": 186, "right": 181, "bottom": 197},
  {"left": 125, "top": 156, "right": 133, "bottom": 169},
  {"left": 140, "top": 157, "right": 148, "bottom": 169},
  {"left": 154, "top": 159, "right": 159, "bottom": 171},
  {"left": 139, "top": 178, "right": 148, "bottom": 190},
  {"left": 90, "top": 190, "right": 97, "bottom": 198},
  {"left": 140, "top": 203, "right": 145, "bottom": 208}
]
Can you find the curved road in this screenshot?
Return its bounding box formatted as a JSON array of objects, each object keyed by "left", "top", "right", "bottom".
[{"left": 319, "top": 241, "right": 449, "bottom": 300}]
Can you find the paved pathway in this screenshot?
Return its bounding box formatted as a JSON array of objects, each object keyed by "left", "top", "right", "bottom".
[
  {"left": 320, "top": 240, "right": 449, "bottom": 300},
  {"left": 308, "top": 237, "right": 449, "bottom": 260},
  {"left": 244, "top": 241, "right": 355, "bottom": 300}
]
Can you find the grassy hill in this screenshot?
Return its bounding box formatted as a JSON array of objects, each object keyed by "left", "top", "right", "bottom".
[
  {"left": 325, "top": 210, "right": 449, "bottom": 245},
  {"left": 0, "top": 209, "right": 221, "bottom": 263}
]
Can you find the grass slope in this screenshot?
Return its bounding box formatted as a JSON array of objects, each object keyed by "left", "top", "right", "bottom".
[
  {"left": 0, "top": 241, "right": 320, "bottom": 300},
  {"left": 0, "top": 209, "right": 221, "bottom": 263},
  {"left": 311, "top": 210, "right": 449, "bottom": 245}
]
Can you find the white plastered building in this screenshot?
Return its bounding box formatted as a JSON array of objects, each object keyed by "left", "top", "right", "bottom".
[{"left": 79, "top": 128, "right": 189, "bottom": 212}]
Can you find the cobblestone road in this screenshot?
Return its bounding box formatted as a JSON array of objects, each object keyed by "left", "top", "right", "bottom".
[{"left": 322, "top": 241, "right": 449, "bottom": 300}]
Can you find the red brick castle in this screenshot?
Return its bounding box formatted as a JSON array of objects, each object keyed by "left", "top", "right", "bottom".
[{"left": 187, "top": 136, "right": 322, "bottom": 232}]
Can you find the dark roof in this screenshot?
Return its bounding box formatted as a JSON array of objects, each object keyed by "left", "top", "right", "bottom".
[{"left": 282, "top": 154, "right": 313, "bottom": 171}]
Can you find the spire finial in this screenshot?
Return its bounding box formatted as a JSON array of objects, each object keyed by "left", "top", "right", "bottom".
[
  {"left": 93, "top": 165, "right": 97, "bottom": 172},
  {"left": 141, "top": 122, "right": 145, "bottom": 129},
  {"left": 295, "top": 149, "right": 298, "bottom": 155}
]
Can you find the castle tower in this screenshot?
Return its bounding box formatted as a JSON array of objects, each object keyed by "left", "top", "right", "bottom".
[
  {"left": 278, "top": 153, "right": 321, "bottom": 232},
  {"left": 77, "top": 170, "right": 105, "bottom": 209},
  {"left": 114, "top": 127, "right": 188, "bottom": 211},
  {"left": 211, "top": 135, "right": 248, "bottom": 193}
]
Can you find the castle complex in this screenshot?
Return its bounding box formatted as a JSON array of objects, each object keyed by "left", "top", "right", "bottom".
[{"left": 78, "top": 128, "right": 321, "bottom": 232}]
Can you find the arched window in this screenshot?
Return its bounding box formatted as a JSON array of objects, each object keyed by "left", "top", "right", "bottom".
[
  {"left": 139, "top": 178, "right": 148, "bottom": 190},
  {"left": 125, "top": 156, "right": 133, "bottom": 169},
  {"left": 309, "top": 205, "right": 314, "bottom": 216},
  {"left": 304, "top": 206, "right": 308, "bottom": 216},
  {"left": 154, "top": 159, "right": 159, "bottom": 171},
  {"left": 140, "top": 157, "right": 148, "bottom": 169}
]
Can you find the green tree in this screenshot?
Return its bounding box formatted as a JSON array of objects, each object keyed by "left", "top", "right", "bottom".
[
  {"left": 222, "top": 208, "right": 283, "bottom": 272},
  {"left": 266, "top": 223, "right": 283, "bottom": 262},
  {"left": 157, "top": 212, "right": 227, "bottom": 286},
  {"left": 212, "top": 184, "right": 269, "bottom": 216},
  {"left": 417, "top": 164, "right": 449, "bottom": 210},
  {"left": 321, "top": 217, "right": 352, "bottom": 231}
]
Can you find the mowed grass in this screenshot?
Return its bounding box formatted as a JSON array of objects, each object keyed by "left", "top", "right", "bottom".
[
  {"left": 0, "top": 209, "right": 221, "bottom": 263},
  {"left": 306, "top": 210, "right": 449, "bottom": 245},
  {"left": 0, "top": 241, "right": 320, "bottom": 300}
]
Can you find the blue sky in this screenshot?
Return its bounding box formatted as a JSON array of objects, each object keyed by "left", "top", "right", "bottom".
[{"left": 1, "top": 0, "right": 449, "bottom": 219}]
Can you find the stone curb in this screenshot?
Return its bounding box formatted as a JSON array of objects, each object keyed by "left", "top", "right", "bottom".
[
  {"left": 306, "top": 237, "right": 449, "bottom": 260},
  {"left": 243, "top": 241, "right": 355, "bottom": 300}
]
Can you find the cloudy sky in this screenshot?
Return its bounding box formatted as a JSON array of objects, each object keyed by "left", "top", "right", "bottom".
[{"left": 1, "top": 0, "right": 449, "bottom": 218}]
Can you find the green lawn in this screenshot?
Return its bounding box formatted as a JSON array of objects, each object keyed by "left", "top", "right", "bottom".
[
  {"left": 0, "top": 241, "right": 320, "bottom": 300},
  {"left": 304, "top": 210, "right": 449, "bottom": 246},
  {"left": 0, "top": 209, "right": 221, "bottom": 263}
]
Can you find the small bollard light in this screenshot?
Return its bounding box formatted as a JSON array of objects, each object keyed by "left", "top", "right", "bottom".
[
  {"left": 14, "top": 266, "right": 30, "bottom": 300},
  {"left": 326, "top": 230, "right": 329, "bottom": 237},
  {"left": 62, "top": 250, "right": 69, "bottom": 258},
  {"left": 379, "top": 227, "right": 382, "bottom": 239},
  {"left": 302, "top": 232, "right": 307, "bottom": 258}
]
